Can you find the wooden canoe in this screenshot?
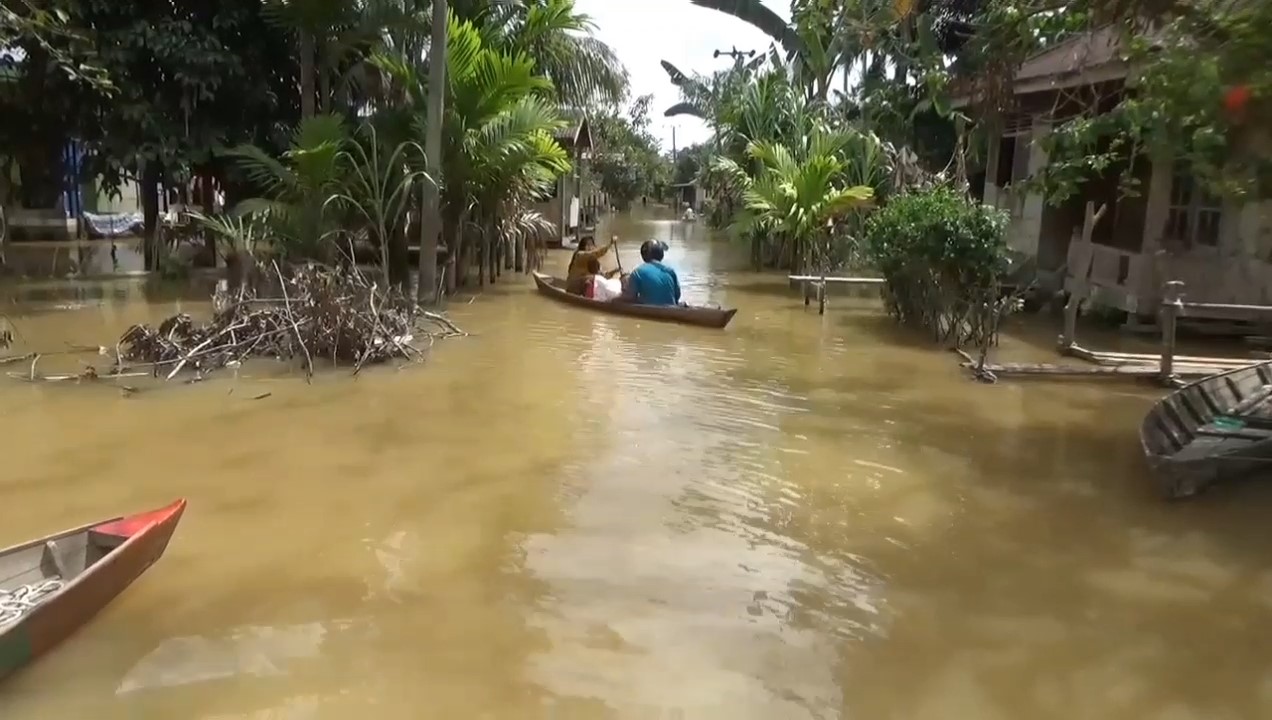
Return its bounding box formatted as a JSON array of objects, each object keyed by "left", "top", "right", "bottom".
[
  {"left": 0, "top": 499, "right": 186, "bottom": 680},
  {"left": 1140, "top": 361, "right": 1272, "bottom": 499},
  {"left": 532, "top": 272, "right": 738, "bottom": 329}
]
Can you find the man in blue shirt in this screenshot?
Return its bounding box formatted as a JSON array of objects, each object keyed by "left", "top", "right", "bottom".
[{"left": 625, "top": 240, "right": 681, "bottom": 306}]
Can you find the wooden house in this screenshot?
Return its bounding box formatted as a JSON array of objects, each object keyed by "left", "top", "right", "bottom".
[{"left": 962, "top": 27, "right": 1272, "bottom": 320}]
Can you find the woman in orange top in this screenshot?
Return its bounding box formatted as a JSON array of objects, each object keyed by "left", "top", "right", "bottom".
[{"left": 566, "top": 235, "right": 619, "bottom": 294}]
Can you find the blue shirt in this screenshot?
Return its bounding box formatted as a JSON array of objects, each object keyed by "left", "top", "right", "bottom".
[{"left": 629, "top": 262, "right": 681, "bottom": 306}]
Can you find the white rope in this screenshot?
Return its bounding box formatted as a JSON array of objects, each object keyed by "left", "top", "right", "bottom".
[{"left": 0, "top": 579, "right": 65, "bottom": 627}]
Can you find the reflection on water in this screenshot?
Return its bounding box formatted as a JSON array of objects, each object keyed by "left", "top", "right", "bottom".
[{"left": 2, "top": 207, "right": 1271, "bottom": 719}]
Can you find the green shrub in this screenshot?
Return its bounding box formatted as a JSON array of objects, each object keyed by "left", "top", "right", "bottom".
[{"left": 863, "top": 186, "right": 1010, "bottom": 344}]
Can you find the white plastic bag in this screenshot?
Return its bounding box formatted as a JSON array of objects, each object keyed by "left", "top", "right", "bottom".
[{"left": 593, "top": 275, "right": 623, "bottom": 301}]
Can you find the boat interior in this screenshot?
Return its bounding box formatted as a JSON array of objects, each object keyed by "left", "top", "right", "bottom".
[
  {"left": 1145, "top": 362, "right": 1272, "bottom": 461},
  {"left": 0, "top": 527, "right": 126, "bottom": 593}
]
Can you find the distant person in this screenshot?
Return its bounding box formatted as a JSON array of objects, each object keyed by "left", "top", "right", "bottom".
[
  {"left": 625, "top": 239, "right": 681, "bottom": 306},
  {"left": 566, "top": 235, "right": 617, "bottom": 295}
]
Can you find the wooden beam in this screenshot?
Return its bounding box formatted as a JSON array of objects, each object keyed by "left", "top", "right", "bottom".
[{"left": 788, "top": 275, "right": 884, "bottom": 284}]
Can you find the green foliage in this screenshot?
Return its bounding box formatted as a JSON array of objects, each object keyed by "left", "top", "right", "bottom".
[
  {"left": 229, "top": 114, "right": 350, "bottom": 259},
  {"left": 714, "top": 127, "right": 878, "bottom": 272},
  {"left": 0, "top": 0, "right": 621, "bottom": 292},
  {"left": 590, "top": 94, "right": 668, "bottom": 206},
  {"left": 466, "top": 0, "right": 628, "bottom": 106},
  {"left": 188, "top": 210, "right": 270, "bottom": 263},
  {"left": 673, "top": 144, "right": 709, "bottom": 185},
  {"left": 959, "top": 2, "right": 1272, "bottom": 202},
  {"left": 335, "top": 125, "right": 430, "bottom": 285},
  {"left": 0, "top": 1, "right": 112, "bottom": 89},
  {"left": 863, "top": 186, "right": 1009, "bottom": 344}
]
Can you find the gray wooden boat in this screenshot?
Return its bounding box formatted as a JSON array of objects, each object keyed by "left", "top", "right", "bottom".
[{"left": 1140, "top": 361, "right": 1272, "bottom": 498}]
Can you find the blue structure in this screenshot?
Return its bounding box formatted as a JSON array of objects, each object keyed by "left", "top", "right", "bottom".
[{"left": 61, "top": 140, "right": 85, "bottom": 218}]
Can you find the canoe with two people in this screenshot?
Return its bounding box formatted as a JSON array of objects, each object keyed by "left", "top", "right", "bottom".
[
  {"left": 566, "top": 236, "right": 680, "bottom": 306},
  {"left": 566, "top": 235, "right": 624, "bottom": 301}
]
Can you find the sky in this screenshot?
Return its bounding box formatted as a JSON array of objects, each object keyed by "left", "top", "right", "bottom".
[{"left": 575, "top": 0, "right": 791, "bottom": 152}]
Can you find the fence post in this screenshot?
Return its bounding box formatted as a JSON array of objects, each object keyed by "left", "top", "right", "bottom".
[
  {"left": 1060, "top": 289, "right": 1081, "bottom": 350},
  {"left": 1159, "top": 280, "right": 1184, "bottom": 385}
]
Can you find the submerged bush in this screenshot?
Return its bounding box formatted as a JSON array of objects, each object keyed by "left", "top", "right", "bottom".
[{"left": 863, "top": 186, "right": 1010, "bottom": 345}]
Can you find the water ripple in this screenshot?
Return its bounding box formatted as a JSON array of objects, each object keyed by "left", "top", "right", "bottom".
[{"left": 518, "top": 302, "right": 885, "bottom": 718}]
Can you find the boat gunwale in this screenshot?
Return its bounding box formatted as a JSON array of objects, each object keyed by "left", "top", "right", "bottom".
[{"left": 0, "top": 500, "right": 186, "bottom": 640}]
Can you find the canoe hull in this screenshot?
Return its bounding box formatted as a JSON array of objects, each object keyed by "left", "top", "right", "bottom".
[
  {"left": 532, "top": 272, "right": 737, "bottom": 329},
  {"left": 1140, "top": 361, "right": 1272, "bottom": 498},
  {"left": 0, "top": 499, "right": 186, "bottom": 680}
]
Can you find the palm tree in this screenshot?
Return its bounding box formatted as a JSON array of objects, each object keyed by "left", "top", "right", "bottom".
[
  {"left": 228, "top": 113, "right": 351, "bottom": 260},
  {"left": 685, "top": 0, "right": 946, "bottom": 103},
  {"left": 439, "top": 13, "right": 570, "bottom": 286},
  {"left": 370, "top": 12, "right": 571, "bottom": 288},
  {"left": 712, "top": 127, "right": 877, "bottom": 272},
  {"left": 264, "top": 0, "right": 418, "bottom": 117},
  {"left": 472, "top": 0, "right": 629, "bottom": 107}
]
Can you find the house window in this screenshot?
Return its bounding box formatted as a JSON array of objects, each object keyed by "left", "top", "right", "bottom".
[{"left": 1164, "top": 164, "right": 1222, "bottom": 247}]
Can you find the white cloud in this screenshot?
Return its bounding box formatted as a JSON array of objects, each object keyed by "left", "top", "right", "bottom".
[{"left": 575, "top": 0, "right": 790, "bottom": 152}]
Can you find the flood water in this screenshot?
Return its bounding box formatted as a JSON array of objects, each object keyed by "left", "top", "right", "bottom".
[{"left": 2, "top": 208, "right": 1272, "bottom": 719}]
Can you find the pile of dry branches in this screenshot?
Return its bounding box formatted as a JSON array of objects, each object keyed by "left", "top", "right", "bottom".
[
  {"left": 113, "top": 262, "right": 464, "bottom": 381},
  {"left": 0, "top": 263, "right": 464, "bottom": 388}
]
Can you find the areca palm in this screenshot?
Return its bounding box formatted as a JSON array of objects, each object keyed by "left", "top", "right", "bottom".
[
  {"left": 713, "top": 127, "right": 876, "bottom": 271},
  {"left": 371, "top": 12, "right": 570, "bottom": 286},
  {"left": 441, "top": 14, "right": 570, "bottom": 282}
]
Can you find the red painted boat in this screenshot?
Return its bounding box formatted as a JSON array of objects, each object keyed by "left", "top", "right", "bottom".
[{"left": 0, "top": 499, "right": 186, "bottom": 680}]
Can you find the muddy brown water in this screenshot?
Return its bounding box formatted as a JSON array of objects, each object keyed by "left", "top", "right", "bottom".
[{"left": 2, "top": 208, "right": 1272, "bottom": 719}]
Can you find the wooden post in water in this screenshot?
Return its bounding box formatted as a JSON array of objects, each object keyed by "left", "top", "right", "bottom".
[
  {"left": 1061, "top": 289, "right": 1081, "bottom": 349},
  {"left": 1159, "top": 280, "right": 1184, "bottom": 384},
  {"left": 1058, "top": 202, "right": 1105, "bottom": 350}
]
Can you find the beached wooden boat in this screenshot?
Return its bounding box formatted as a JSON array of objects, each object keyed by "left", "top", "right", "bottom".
[
  {"left": 532, "top": 272, "right": 738, "bottom": 329},
  {"left": 0, "top": 499, "right": 186, "bottom": 680},
  {"left": 1141, "top": 361, "right": 1272, "bottom": 498}
]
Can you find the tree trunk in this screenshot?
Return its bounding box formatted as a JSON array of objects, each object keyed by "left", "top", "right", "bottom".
[
  {"left": 416, "top": 0, "right": 448, "bottom": 304},
  {"left": 141, "top": 161, "right": 161, "bottom": 271},
  {"left": 514, "top": 234, "right": 525, "bottom": 272},
  {"left": 445, "top": 220, "right": 459, "bottom": 295},
  {"left": 388, "top": 224, "right": 409, "bottom": 288},
  {"left": 486, "top": 224, "right": 496, "bottom": 284},
  {"left": 300, "top": 30, "right": 316, "bottom": 118},
  {"left": 319, "top": 60, "right": 331, "bottom": 113},
  {"left": 199, "top": 169, "right": 217, "bottom": 266}
]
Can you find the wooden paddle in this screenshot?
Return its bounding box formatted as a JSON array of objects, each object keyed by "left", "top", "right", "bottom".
[{"left": 609, "top": 235, "right": 623, "bottom": 278}]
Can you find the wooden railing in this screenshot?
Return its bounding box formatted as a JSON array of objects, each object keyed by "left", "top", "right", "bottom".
[
  {"left": 1055, "top": 279, "right": 1272, "bottom": 385},
  {"left": 788, "top": 275, "right": 884, "bottom": 315}
]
